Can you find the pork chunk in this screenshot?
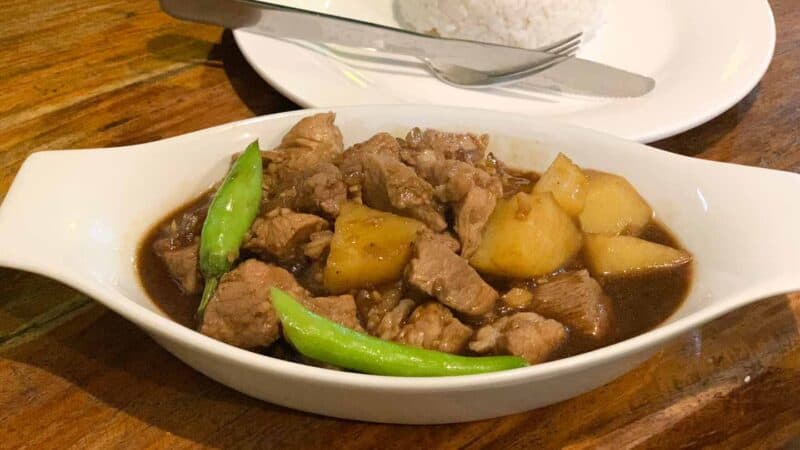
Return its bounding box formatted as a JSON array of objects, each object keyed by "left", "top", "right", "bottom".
[
  {"left": 399, "top": 146, "right": 443, "bottom": 177},
  {"left": 296, "top": 260, "right": 327, "bottom": 297},
  {"left": 428, "top": 159, "right": 502, "bottom": 202},
  {"left": 340, "top": 133, "right": 400, "bottom": 182},
  {"left": 501, "top": 287, "right": 534, "bottom": 309},
  {"left": 469, "top": 312, "right": 567, "bottom": 364},
  {"left": 431, "top": 231, "right": 461, "bottom": 254},
  {"left": 404, "top": 128, "right": 489, "bottom": 165},
  {"left": 264, "top": 158, "right": 347, "bottom": 217},
  {"left": 301, "top": 295, "right": 364, "bottom": 332},
  {"left": 455, "top": 185, "right": 498, "bottom": 257},
  {"left": 375, "top": 299, "right": 416, "bottom": 340},
  {"left": 356, "top": 282, "right": 406, "bottom": 334},
  {"left": 340, "top": 133, "right": 448, "bottom": 230},
  {"left": 344, "top": 132, "right": 401, "bottom": 164},
  {"left": 529, "top": 270, "right": 613, "bottom": 339},
  {"left": 358, "top": 152, "right": 446, "bottom": 231},
  {"left": 296, "top": 163, "right": 347, "bottom": 216},
  {"left": 263, "top": 114, "right": 347, "bottom": 217},
  {"left": 416, "top": 159, "right": 502, "bottom": 257},
  {"left": 264, "top": 145, "right": 339, "bottom": 184},
  {"left": 151, "top": 205, "right": 208, "bottom": 294},
  {"left": 406, "top": 234, "right": 498, "bottom": 316},
  {"left": 303, "top": 230, "right": 334, "bottom": 260},
  {"left": 199, "top": 260, "right": 308, "bottom": 349},
  {"left": 244, "top": 208, "right": 328, "bottom": 261},
  {"left": 397, "top": 303, "right": 473, "bottom": 354},
  {"left": 153, "top": 240, "right": 202, "bottom": 295},
  {"left": 160, "top": 206, "right": 208, "bottom": 245},
  {"left": 279, "top": 112, "right": 344, "bottom": 153}
]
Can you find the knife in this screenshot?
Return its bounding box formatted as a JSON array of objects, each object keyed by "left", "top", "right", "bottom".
[{"left": 160, "top": 0, "right": 655, "bottom": 98}]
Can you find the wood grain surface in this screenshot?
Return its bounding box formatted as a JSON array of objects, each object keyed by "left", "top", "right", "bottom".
[{"left": 1, "top": 0, "right": 798, "bottom": 448}]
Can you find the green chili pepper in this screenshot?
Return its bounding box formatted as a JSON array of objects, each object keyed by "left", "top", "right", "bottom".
[
  {"left": 270, "top": 288, "right": 529, "bottom": 376},
  {"left": 197, "top": 140, "right": 263, "bottom": 318}
]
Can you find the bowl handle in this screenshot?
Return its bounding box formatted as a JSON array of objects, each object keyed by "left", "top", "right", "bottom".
[
  {"left": 0, "top": 150, "right": 137, "bottom": 283},
  {"left": 0, "top": 143, "right": 220, "bottom": 286},
  {"left": 728, "top": 168, "right": 800, "bottom": 297},
  {"left": 0, "top": 152, "right": 77, "bottom": 277}
]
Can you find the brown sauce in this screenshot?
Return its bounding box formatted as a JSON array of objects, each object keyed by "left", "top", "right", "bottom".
[
  {"left": 137, "top": 191, "right": 211, "bottom": 328},
  {"left": 136, "top": 182, "right": 692, "bottom": 362},
  {"left": 554, "top": 224, "right": 691, "bottom": 358}
]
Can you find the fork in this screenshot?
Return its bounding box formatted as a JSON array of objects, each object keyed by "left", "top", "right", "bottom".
[
  {"left": 423, "top": 33, "right": 583, "bottom": 87},
  {"left": 161, "top": 0, "right": 576, "bottom": 84}
]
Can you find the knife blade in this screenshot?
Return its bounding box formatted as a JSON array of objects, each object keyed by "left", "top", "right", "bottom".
[
  {"left": 516, "top": 58, "right": 656, "bottom": 98},
  {"left": 160, "top": 0, "right": 655, "bottom": 98}
]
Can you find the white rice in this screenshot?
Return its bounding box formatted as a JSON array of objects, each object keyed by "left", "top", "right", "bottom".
[{"left": 396, "top": 0, "right": 606, "bottom": 49}]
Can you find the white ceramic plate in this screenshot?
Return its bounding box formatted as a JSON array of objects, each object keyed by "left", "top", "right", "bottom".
[
  {"left": 1, "top": 106, "right": 799, "bottom": 424},
  {"left": 234, "top": 0, "right": 775, "bottom": 142}
]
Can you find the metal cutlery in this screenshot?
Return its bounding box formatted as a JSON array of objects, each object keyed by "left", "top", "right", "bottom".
[{"left": 160, "top": 0, "right": 655, "bottom": 97}]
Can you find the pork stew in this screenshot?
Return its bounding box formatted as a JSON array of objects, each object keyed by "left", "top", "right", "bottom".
[{"left": 137, "top": 113, "right": 692, "bottom": 374}]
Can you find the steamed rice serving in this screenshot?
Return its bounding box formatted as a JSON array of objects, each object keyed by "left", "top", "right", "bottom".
[{"left": 396, "top": 0, "right": 606, "bottom": 49}]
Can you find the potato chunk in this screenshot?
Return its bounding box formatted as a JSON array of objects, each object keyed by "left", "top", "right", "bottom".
[
  {"left": 533, "top": 153, "right": 588, "bottom": 216},
  {"left": 470, "top": 192, "right": 582, "bottom": 278},
  {"left": 324, "top": 202, "right": 424, "bottom": 293},
  {"left": 584, "top": 234, "right": 691, "bottom": 276},
  {"left": 578, "top": 171, "right": 653, "bottom": 236}
]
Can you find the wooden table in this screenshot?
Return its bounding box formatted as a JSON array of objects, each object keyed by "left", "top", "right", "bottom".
[{"left": 1, "top": 0, "right": 798, "bottom": 447}]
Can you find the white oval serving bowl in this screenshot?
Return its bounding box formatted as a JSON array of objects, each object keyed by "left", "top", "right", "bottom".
[{"left": 0, "top": 105, "right": 798, "bottom": 424}]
